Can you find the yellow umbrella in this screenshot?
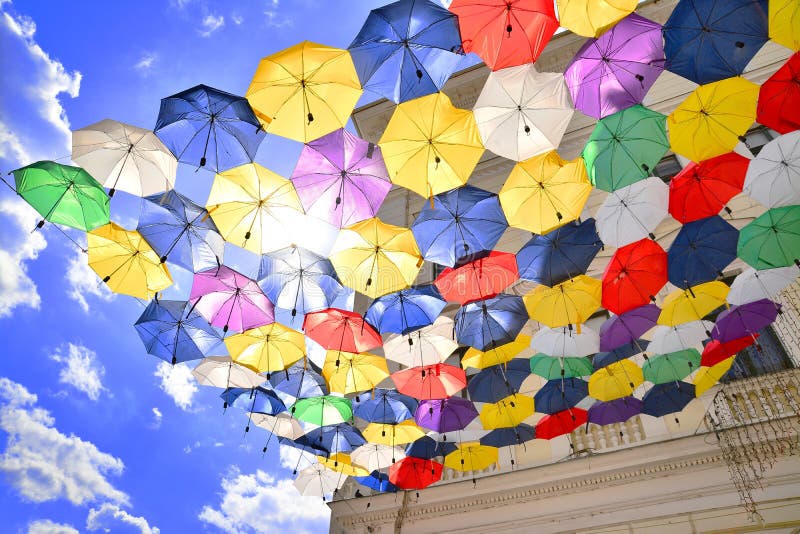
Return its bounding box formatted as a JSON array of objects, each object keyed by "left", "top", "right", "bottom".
[
  {"left": 87, "top": 222, "right": 172, "bottom": 299},
  {"left": 524, "top": 275, "right": 601, "bottom": 329},
  {"left": 225, "top": 322, "right": 306, "bottom": 374},
  {"left": 378, "top": 92, "right": 484, "bottom": 198},
  {"left": 461, "top": 334, "right": 532, "bottom": 370},
  {"left": 362, "top": 420, "right": 426, "bottom": 446},
  {"left": 694, "top": 357, "right": 735, "bottom": 396},
  {"left": 329, "top": 217, "right": 423, "bottom": 299},
  {"left": 556, "top": 0, "right": 638, "bottom": 38},
  {"left": 658, "top": 281, "right": 730, "bottom": 326},
  {"left": 769, "top": 0, "right": 800, "bottom": 51},
  {"left": 316, "top": 453, "right": 370, "bottom": 477},
  {"left": 443, "top": 442, "right": 498, "bottom": 472},
  {"left": 246, "top": 41, "right": 362, "bottom": 143},
  {"left": 588, "top": 360, "right": 644, "bottom": 402},
  {"left": 479, "top": 394, "right": 535, "bottom": 429},
  {"left": 322, "top": 350, "right": 389, "bottom": 395},
  {"left": 667, "top": 77, "right": 759, "bottom": 162},
  {"left": 499, "top": 151, "right": 592, "bottom": 235}
]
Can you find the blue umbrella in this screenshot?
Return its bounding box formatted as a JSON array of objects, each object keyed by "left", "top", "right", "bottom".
[
  {"left": 516, "top": 219, "right": 603, "bottom": 286},
  {"left": 663, "top": 0, "right": 769, "bottom": 85},
  {"left": 534, "top": 378, "right": 590, "bottom": 415},
  {"left": 642, "top": 381, "right": 695, "bottom": 418},
  {"left": 454, "top": 294, "right": 528, "bottom": 351},
  {"left": 137, "top": 190, "right": 224, "bottom": 272},
  {"left": 134, "top": 299, "right": 222, "bottom": 365},
  {"left": 220, "top": 387, "right": 286, "bottom": 432},
  {"left": 411, "top": 185, "right": 508, "bottom": 268},
  {"left": 466, "top": 360, "right": 531, "bottom": 403},
  {"left": 269, "top": 364, "right": 328, "bottom": 405},
  {"left": 353, "top": 388, "right": 418, "bottom": 424},
  {"left": 405, "top": 436, "right": 446, "bottom": 459},
  {"left": 154, "top": 84, "right": 265, "bottom": 172},
  {"left": 279, "top": 436, "right": 328, "bottom": 467},
  {"left": 354, "top": 470, "right": 398, "bottom": 493},
  {"left": 348, "top": 0, "right": 464, "bottom": 103},
  {"left": 592, "top": 339, "right": 649, "bottom": 370},
  {"left": 303, "top": 423, "right": 366, "bottom": 455},
  {"left": 365, "top": 284, "right": 446, "bottom": 335},
  {"left": 667, "top": 215, "right": 738, "bottom": 289},
  {"left": 481, "top": 424, "right": 536, "bottom": 448}
]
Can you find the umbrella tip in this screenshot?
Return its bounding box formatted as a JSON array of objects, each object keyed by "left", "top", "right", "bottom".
[{"left": 200, "top": 157, "right": 206, "bottom": 167}]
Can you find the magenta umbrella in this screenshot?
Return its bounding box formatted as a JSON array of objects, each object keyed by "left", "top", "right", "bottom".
[
  {"left": 290, "top": 128, "right": 392, "bottom": 228},
  {"left": 415, "top": 397, "right": 478, "bottom": 436},
  {"left": 711, "top": 299, "right": 781, "bottom": 344},
  {"left": 599, "top": 304, "right": 660, "bottom": 352},
  {"left": 564, "top": 13, "right": 665, "bottom": 120},
  {"left": 189, "top": 265, "right": 274, "bottom": 333}
]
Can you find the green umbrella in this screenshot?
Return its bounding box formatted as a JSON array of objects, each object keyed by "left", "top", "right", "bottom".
[
  {"left": 12, "top": 161, "right": 109, "bottom": 231},
  {"left": 737, "top": 206, "right": 800, "bottom": 269},
  {"left": 529, "top": 355, "right": 594, "bottom": 380},
  {"left": 642, "top": 349, "right": 700, "bottom": 384},
  {"left": 290, "top": 395, "right": 352, "bottom": 426},
  {"left": 582, "top": 104, "right": 669, "bottom": 192}
]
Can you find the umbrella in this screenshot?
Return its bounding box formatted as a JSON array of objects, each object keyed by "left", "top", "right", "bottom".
[
  {"left": 455, "top": 294, "right": 529, "bottom": 351},
  {"left": 154, "top": 84, "right": 265, "bottom": 171},
  {"left": 517, "top": 218, "right": 603, "bottom": 286},
  {"left": 727, "top": 266, "right": 799, "bottom": 305},
  {"left": 473, "top": 65, "right": 573, "bottom": 162},
  {"left": 589, "top": 360, "right": 644, "bottom": 401},
  {"left": 667, "top": 215, "right": 738, "bottom": 289},
  {"left": 588, "top": 397, "right": 643, "bottom": 425},
  {"left": 530, "top": 326, "right": 600, "bottom": 358},
  {"left": 499, "top": 150, "right": 592, "bottom": 234},
  {"left": 467, "top": 360, "right": 532, "bottom": 403},
  {"left": 222, "top": 387, "right": 285, "bottom": 416},
  {"left": 443, "top": 442, "right": 498, "bottom": 472},
  {"left": 348, "top": 0, "right": 463, "bottom": 103},
  {"left": 135, "top": 299, "right": 221, "bottom": 365},
  {"left": 378, "top": 91, "right": 484, "bottom": 198},
  {"left": 192, "top": 356, "right": 266, "bottom": 389},
  {"left": 225, "top": 322, "right": 305, "bottom": 375},
  {"left": 450, "top": 0, "right": 557, "bottom": 70},
  {"left": 599, "top": 304, "right": 660, "bottom": 351},
  {"left": 757, "top": 52, "right": 800, "bottom": 134},
  {"left": 246, "top": 41, "right": 362, "bottom": 143},
  {"left": 641, "top": 381, "right": 696, "bottom": 418},
  {"left": 353, "top": 389, "right": 418, "bottom": 424},
  {"left": 667, "top": 77, "right": 759, "bottom": 162},
  {"left": 362, "top": 420, "right": 427, "bottom": 446},
  {"left": 555, "top": 0, "right": 638, "bottom": 38},
  {"left": 737, "top": 205, "right": 800, "bottom": 269},
  {"left": 536, "top": 408, "right": 588, "bottom": 439},
  {"left": 383, "top": 316, "right": 459, "bottom": 367},
  {"left": 415, "top": 397, "right": 479, "bottom": 434},
  {"left": 316, "top": 453, "right": 370, "bottom": 477},
  {"left": 769, "top": 0, "right": 800, "bottom": 51},
  {"left": 290, "top": 128, "right": 391, "bottom": 228},
  {"left": 291, "top": 396, "right": 353, "bottom": 426},
  {"left": 391, "top": 363, "right": 467, "bottom": 400},
  {"left": 322, "top": 350, "right": 390, "bottom": 396},
  {"left": 251, "top": 413, "right": 305, "bottom": 440},
  {"left": 602, "top": 239, "right": 667, "bottom": 315},
  {"left": 72, "top": 119, "right": 176, "bottom": 198},
  {"left": 658, "top": 282, "right": 729, "bottom": 326},
  {"left": 643, "top": 349, "right": 701, "bottom": 384},
  {"left": 137, "top": 190, "right": 225, "bottom": 272},
  {"left": 293, "top": 463, "right": 346, "bottom": 497},
  {"left": 354, "top": 471, "right": 398, "bottom": 493},
  {"left": 524, "top": 275, "right": 601, "bottom": 329},
  {"left": 582, "top": 104, "right": 669, "bottom": 192},
  {"left": 481, "top": 423, "right": 536, "bottom": 448},
  {"left": 304, "top": 424, "right": 366, "bottom": 455},
  {"left": 530, "top": 356, "right": 593, "bottom": 380},
  {"left": 744, "top": 131, "right": 800, "bottom": 208},
  {"left": 11, "top": 161, "right": 109, "bottom": 231},
  {"left": 663, "top": 0, "right": 769, "bottom": 85},
  {"left": 411, "top": 185, "right": 508, "bottom": 267},
  {"left": 329, "top": 217, "right": 423, "bottom": 299},
  {"left": 405, "top": 436, "right": 447, "bottom": 459},
  {"left": 270, "top": 364, "right": 328, "bottom": 404},
  {"left": 596, "top": 177, "right": 668, "bottom": 248},
  {"left": 592, "top": 339, "right": 648, "bottom": 369},
  {"left": 668, "top": 152, "right": 749, "bottom": 224},
  {"left": 711, "top": 299, "right": 780, "bottom": 343},
  {"left": 702, "top": 336, "right": 756, "bottom": 367},
  {"left": 565, "top": 13, "right": 665, "bottom": 120},
  {"left": 303, "top": 308, "right": 382, "bottom": 353},
  {"left": 87, "top": 223, "right": 172, "bottom": 299},
  {"left": 434, "top": 251, "right": 518, "bottom": 305},
  {"left": 694, "top": 357, "right": 735, "bottom": 396},
  {"left": 351, "top": 444, "right": 405, "bottom": 472},
  {"left": 649, "top": 320, "right": 715, "bottom": 354},
  {"left": 461, "top": 333, "right": 532, "bottom": 370},
  {"left": 189, "top": 266, "right": 274, "bottom": 333},
  {"left": 365, "top": 284, "right": 446, "bottom": 335},
  {"left": 388, "top": 457, "right": 443, "bottom": 490},
  {"left": 480, "top": 394, "right": 535, "bottom": 429},
  {"left": 534, "top": 378, "right": 589, "bottom": 414}
]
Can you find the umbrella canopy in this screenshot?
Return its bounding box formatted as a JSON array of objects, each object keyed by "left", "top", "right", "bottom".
[
  {"left": 378, "top": 91, "right": 484, "bottom": 198},
  {"left": 668, "top": 152, "right": 749, "bottom": 224},
  {"left": 643, "top": 349, "right": 701, "bottom": 384},
  {"left": 473, "top": 65, "right": 573, "bottom": 162},
  {"left": 316, "top": 453, "right": 370, "bottom": 477},
  {"left": 481, "top": 423, "right": 536, "bottom": 447},
  {"left": 270, "top": 364, "right": 328, "bottom": 404},
  {"left": 412, "top": 185, "right": 508, "bottom": 267},
  {"left": 728, "top": 266, "right": 799, "bottom": 305},
  {"left": 365, "top": 284, "right": 446, "bottom": 335},
  {"left": 405, "top": 436, "right": 447, "bottom": 459},
  {"left": 649, "top": 320, "right": 715, "bottom": 354},
  {"left": 415, "top": 397, "right": 479, "bottom": 434},
  {"left": 499, "top": 150, "right": 592, "bottom": 234},
  {"left": 642, "top": 381, "right": 696, "bottom": 418},
  {"left": 524, "top": 275, "right": 601, "bottom": 329},
  {"left": 555, "top": 0, "right": 638, "bottom": 38},
  {"left": 534, "top": 378, "right": 589, "bottom": 414},
  {"left": 388, "top": 457, "right": 443, "bottom": 490},
  {"left": 602, "top": 239, "right": 667, "bottom": 315},
  {"left": 383, "top": 316, "right": 459, "bottom": 367},
  {"left": 444, "top": 442, "right": 499, "bottom": 472},
  {"left": 479, "top": 394, "right": 535, "bottom": 429},
  {"left": 391, "top": 363, "right": 467, "bottom": 400},
  {"left": 291, "top": 396, "right": 353, "bottom": 426},
  {"left": 434, "top": 251, "right": 518, "bottom": 305},
  {"left": 88, "top": 223, "right": 172, "bottom": 299},
  {"left": 589, "top": 360, "right": 644, "bottom": 401},
  {"left": 222, "top": 387, "right": 286, "bottom": 415},
  {"left": 658, "top": 282, "right": 729, "bottom": 326},
  {"left": 769, "top": 0, "right": 800, "bottom": 51},
  {"left": 596, "top": 177, "right": 668, "bottom": 248},
  {"left": 530, "top": 326, "right": 600, "bottom": 358},
  {"left": 711, "top": 299, "right": 780, "bottom": 343},
  {"left": 322, "top": 350, "right": 390, "bottom": 395},
  {"left": 530, "top": 355, "right": 593, "bottom": 380},
  {"left": 744, "top": 131, "right": 800, "bottom": 209},
  {"left": 192, "top": 356, "right": 266, "bottom": 389},
  {"left": 12, "top": 161, "right": 109, "bottom": 231},
  {"left": 694, "top": 356, "right": 735, "bottom": 396},
  {"left": 362, "top": 420, "right": 427, "bottom": 446},
  {"left": 355, "top": 471, "right": 398, "bottom": 493},
  {"left": 599, "top": 304, "right": 660, "bottom": 351},
  {"left": 536, "top": 408, "right": 588, "bottom": 439},
  {"left": 667, "top": 77, "right": 759, "bottom": 162},
  {"left": 303, "top": 308, "right": 382, "bottom": 353},
  {"left": 293, "top": 463, "right": 346, "bottom": 497},
  {"left": 702, "top": 336, "right": 757, "bottom": 367},
  {"left": 252, "top": 413, "right": 305, "bottom": 440},
  {"left": 737, "top": 206, "right": 800, "bottom": 269},
  {"left": 588, "top": 396, "right": 643, "bottom": 425},
  {"left": 467, "top": 359, "right": 532, "bottom": 403},
  {"left": 757, "top": 52, "right": 800, "bottom": 134},
  {"left": 225, "top": 322, "right": 305, "bottom": 374},
  {"left": 154, "top": 84, "right": 265, "bottom": 171},
  {"left": 455, "top": 294, "right": 529, "bottom": 351},
  {"left": 189, "top": 266, "right": 274, "bottom": 333},
  {"left": 351, "top": 444, "right": 405, "bottom": 472},
  {"left": 304, "top": 424, "right": 366, "bottom": 455},
  {"left": 582, "top": 104, "right": 669, "bottom": 192},
  {"left": 667, "top": 216, "right": 738, "bottom": 289},
  {"left": 135, "top": 299, "right": 221, "bottom": 365},
  {"left": 246, "top": 41, "right": 362, "bottom": 143},
  {"left": 461, "top": 333, "right": 532, "bottom": 370},
  {"left": 592, "top": 339, "right": 648, "bottom": 369},
  {"left": 353, "top": 389, "right": 418, "bottom": 424}
]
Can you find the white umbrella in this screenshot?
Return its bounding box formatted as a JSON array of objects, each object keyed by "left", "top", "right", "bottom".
[
  {"left": 530, "top": 326, "right": 599, "bottom": 357},
  {"left": 350, "top": 443, "right": 405, "bottom": 472},
  {"left": 293, "top": 463, "right": 346, "bottom": 497},
  {"left": 648, "top": 320, "right": 714, "bottom": 354},
  {"left": 596, "top": 177, "right": 668, "bottom": 248},
  {"left": 727, "top": 266, "right": 799, "bottom": 305},
  {"left": 251, "top": 413, "right": 305, "bottom": 440},
  {"left": 72, "top": 119, "right": 177, "bottom": 197},
  {"left": 473, "top": 65, "right": 574, "bottom": 162},
  {"left": 743, "top": 130, "right": 800, "bottom": 208},
  {"left": 191, "top": 356, "right": 266, "bottom": 388},
  {"left": 383, "top": 316, "right": 458, "bottom": 367}
]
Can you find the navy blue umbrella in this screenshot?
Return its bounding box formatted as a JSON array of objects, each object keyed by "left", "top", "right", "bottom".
[
  {"left": 454, "top": 294, "right": 528, "bottom": 351},
  {"left": 154, "top": 84, "right": 265, "bottom": 172},
  {"left": 220, "top": 386, "right": 286, "bottom": 415},
  {"left": 303, "top": 423, "right": 367, "bottom": 455},
  {"left": 467, "top": 360, "right": 531, "bottom": 403},
  {"left": 365, "top": 284, "right": 446, "bottom": 335},
  {"left": 353, "top": 388, "right": 418, "bottom": 424},
  {"left": 411, "top": 185, "right": 508, "bottom": 268},
  {"left": 405, "top": 436, "right": 446, "bottom": 459},
  {"left": 349, "top": 0, "right": 464, "bottom": 103},
  {"left": 134, "top": 299, "right": 222, "bottom": 365},
  {"left": 269, "top": 363, "right": 328, "bottom": 405},
  {"left": 354, "top": 470, "right": 398, "bottom": 493},
  {"left": 642, "top": 381, "right": 696, "bottom": 418},
  {"left": 481, "top": 424, "right": 536, "bottom": 448},
  {"left": 517, "top": 218, "right": 603, "bottom": 286},
  {"left": 592, "top": 339, "right": 649, "bottom": 370},
  {"left": 534, "top": 378, "right": 590, "bottom": 415},
  {"left": 663, "top": 0, "right": 769, "bottom": 85},
  {"left": 667, "top": 215, "right": 738, "bottom": 289}
]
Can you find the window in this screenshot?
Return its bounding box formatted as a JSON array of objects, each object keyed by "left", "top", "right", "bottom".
[
  {"left": 653, "top": 154, "right": 683, "bottom": 183},
  {"left": 432, "top": 262, "right": 446, "bottom": 280},
  {"left": 720, "top": 326, "right": 795, "bottom": 382},
  {"left": 743, "top": 126, "right": 779, "bottom": 157}
]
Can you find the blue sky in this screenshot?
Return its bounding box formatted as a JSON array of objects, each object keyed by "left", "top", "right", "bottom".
[{"left": 0, "top": 0, "right": 451, "bottom": 532}]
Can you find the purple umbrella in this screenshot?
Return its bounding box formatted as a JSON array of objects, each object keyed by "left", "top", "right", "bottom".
[
  {"left": 415, "top": 397, "right": 478, "bottom": 435},
  {"left": 588, "top": 397, "right": 643, "bottom": 426},
  {"left": 189, "top": 265, "right": 274, "bottom": 333},
  {"left": 711, "top": 299, "right": 781, "bottom": 344},
  {"left": 565, "top": 13, "right": 665, "bottom": 120},
  {"left": 599, "top": 304, "right": 660, "bottom": 352},
  {"left": 290, "top": 128, "right": 392, "bottom": 228}
]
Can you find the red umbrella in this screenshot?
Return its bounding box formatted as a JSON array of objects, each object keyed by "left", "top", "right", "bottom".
[
  {"left": 391, "top": 363, "right": 467, "bottom": 400},
  {"left": 389, "top": 457, "right": 443, "bottom": 490},
  {"left": 449, "top": 0, "right": 558, "bottom": 71},
  {"left": 602, "top": 238, "right": 667, "bottom": 315},
  {"left": 668, "top": 152, "right": 749, "bottom": 223},
  {"left": 434, "top": 251, "right": 518, "bottom": 305},
  {"left": 302, "top": 308, "right": 382, "bottom": 353},
  {"left": 536, "top": 408, "right": 587, "bottom": 439},
  {"left": 757, "top": 52, "right": 800, "bottom": 134},
  {"left": 701, "top": 334, "right": 758, "bottom": 367}
]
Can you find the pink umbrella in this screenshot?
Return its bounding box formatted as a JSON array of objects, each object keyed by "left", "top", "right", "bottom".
[{"left": 189, "top": 265, "right": 274, "bottom": 333}]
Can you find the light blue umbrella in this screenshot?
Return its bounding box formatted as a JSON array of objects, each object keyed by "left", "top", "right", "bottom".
[{"left": 134, "top": 299, "right": 222, "bottom": 365}]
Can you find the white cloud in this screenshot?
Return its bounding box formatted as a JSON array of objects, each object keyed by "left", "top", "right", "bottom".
[
  {"left": 264, "top": 0, "right": 292, "bottom": 28},
  {"left": 0, "top": 377, "right": 128, "bottom": 506},
  {"left": 50, "top": 343, "right": 106, "bottom": 401},
  {"left": 199, "top": 13, "right": 224, "bottom": 37},
  {"left": 279, "top": 445, "right": 315, "bottom": 473},
  {"left": 0, "top": 198, "right": 47, "bottom": 318},
  {"left": 133, "top": 52, "right": 158, "bottom": 75},
  {"left": 231, "top": 12, "right": 243, "bottom": 25},
  {"left": 154, "top": 361, "right": 197, "bottom": 411},
  {"left": 27, "top": 519, "right": 80, "bottom": 534},
  {"left": 86, "top": 503, "right": 160, "bottom": 534},
  {"left": 65, "top": 247, "right": 114, "bottom": 313},
  {"left": 151, "top": 407, "right": 163, "bottom": 429},
  {"left": 198, "top": 468, "right": 330, "bottom": 534}
]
